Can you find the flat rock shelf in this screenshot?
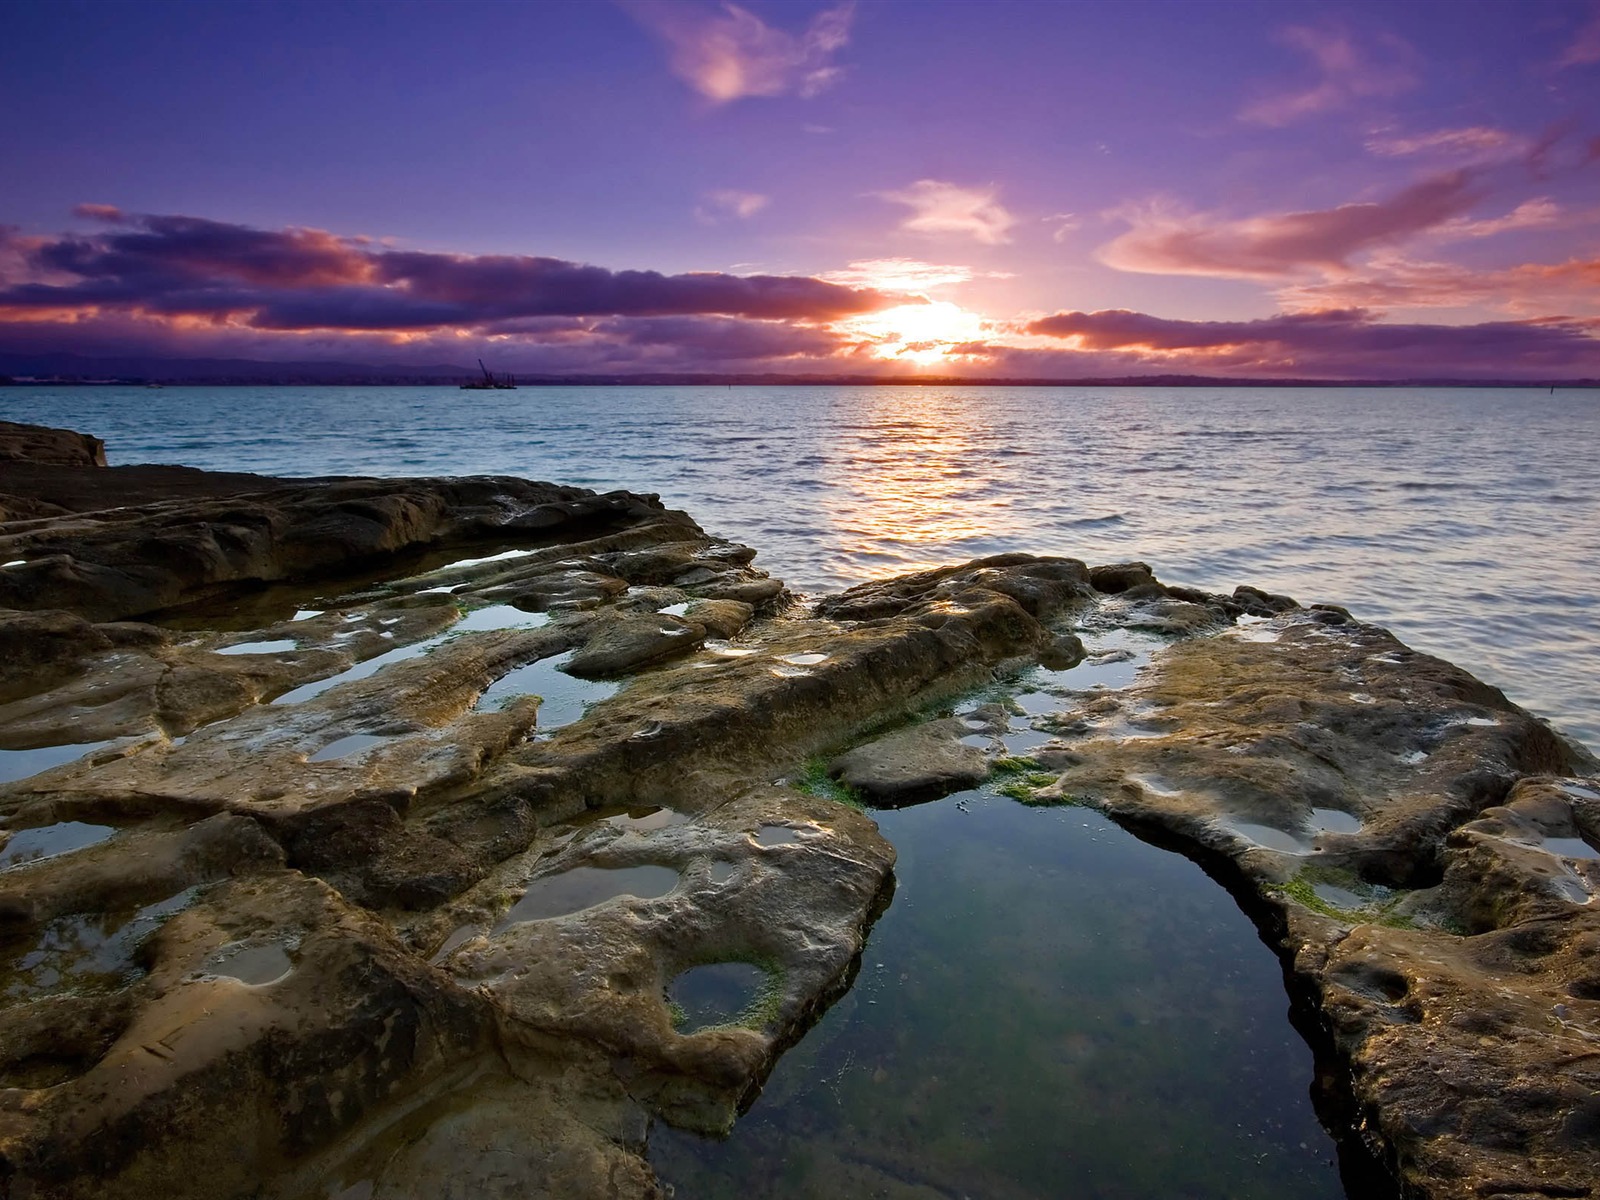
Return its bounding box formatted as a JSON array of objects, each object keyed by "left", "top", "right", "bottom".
[{"left": 0, "top": 421, "right": 1596, "bottom": 1200}]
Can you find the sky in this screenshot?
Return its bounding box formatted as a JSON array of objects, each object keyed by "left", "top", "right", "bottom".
[{"left": 1, "top": 0, "right": 1598, "bottom": 380}]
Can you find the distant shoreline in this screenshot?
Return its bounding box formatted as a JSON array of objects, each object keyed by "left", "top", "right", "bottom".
[{"left": 4, "top": 374, "right": 1597, "bottom": 389}]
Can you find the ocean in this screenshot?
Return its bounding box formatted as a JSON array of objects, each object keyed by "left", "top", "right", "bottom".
[{"left": 4, "top": 383, "right": 1596, "bottom": 751}]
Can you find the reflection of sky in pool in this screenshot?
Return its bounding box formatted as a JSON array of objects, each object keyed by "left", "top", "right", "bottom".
[{"left": 651, "top": 795, "right": 1351, "bottom": 1200}]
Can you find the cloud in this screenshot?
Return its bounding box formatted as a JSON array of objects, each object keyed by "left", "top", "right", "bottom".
[
  {"left": 72, "top": 203, "right": 128, "bottom": 223},
  {"left": 1098, "top": 172, "right": 1484, "bottom": 279},
  {"left": 1558, "top": 6, "right": 1600, "bottom": 67},
  {"left": 1365, "top": 126, "right": 1528, "bottom": 161},
  {"left": 632, "top": 0, "right": 853, "bottom": 102},
  {"left": 821, "top": 258, "right": 991, "bottom": 291},
  {"left": 0, "top": 207, "right": 903, "bottom": 374},
  {"left": 1240, "top": 23, "right": 1417, "bottom": 127},
  {"left": 1044, "top": 213, "right": 1081, "bottom": 243},
  {"left": 1277, "top": 255, "right": 1600, "bottom": 317},
  {"left": 695, "top": 189, "right": 770, "bottom": 223},
  {"left": 1013, "top": 307, "right": 1600, "bottom": 379},
  {"left": 879, "top": 180, "right": 1016, "bottom": 245},
  {"left": 586, "top": 313, "right": 840, "bottom": 361},
  {"left": 1432, "top": 197, "right": 1566, "bottom": 240},
  {"left": 0, "top": 209, "right": 888, "bottom": 332}
]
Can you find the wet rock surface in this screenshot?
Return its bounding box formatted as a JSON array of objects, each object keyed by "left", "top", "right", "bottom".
[{"left": 1, "top": 423, "right": 1596, "bottom": 1198}]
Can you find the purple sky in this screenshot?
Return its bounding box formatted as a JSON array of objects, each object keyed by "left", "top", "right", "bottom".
[{"left": 2, "top": 0, "right": 1598, "bottom": 379}]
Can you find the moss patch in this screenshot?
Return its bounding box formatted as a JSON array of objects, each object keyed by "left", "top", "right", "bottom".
[
  {"left": 1271, "top": 869, "right": 1415, "bottom": 929},
  {"left": 667, "top": 955, "right": 788, "bottom": 1033},
  {"left": 794, "top": 757, "right": 865, "bottom": 811}
]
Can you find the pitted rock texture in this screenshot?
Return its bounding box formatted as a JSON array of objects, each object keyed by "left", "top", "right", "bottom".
[
  {"left": 957, "top": 597, "right": 1599, "bottom": 1199},
  {"left": 0, "top": 452, "right": 1107, "bottom": 1198},
  {"left": 3, "top": 437, "right": 1598, "bottom": 1199}
]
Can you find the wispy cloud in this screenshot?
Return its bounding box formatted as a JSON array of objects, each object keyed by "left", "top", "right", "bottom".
[
  {"left": 1044, "top": 213, "right": 1081, "bottom": 243},
  {"left": 695, "top": 189, "right": 770, "bottom": 223},
  {"left": 1433, "top": 198, "right": 1566, "bottom": 240},
  {"left": 1240, "top": 23, "right": 1417, "bottom": 127},
  {"left": 821, "top": 258, "right": 1008, "bottom": 291},
  {"left": 1277, "top": 254, "right": 1600, "bottom": 317},
  {"left": 1365, "top": 125, "right": 1528, "bottom": 161},
  {"left": 632, "top": 0, "right": 853, "bottom": 103},
  {"left": 1016, "top": 307, "right": 1600, "bottom": 379},
  {"left": 1558, "top": 5, "right": 1600, "bottom": 67},
  {"left": 879, "top": 180, "right": 1016, "bottom": 245},
  {"left": 1097, "top": 172, "right": 1483, "bottom": 280}
]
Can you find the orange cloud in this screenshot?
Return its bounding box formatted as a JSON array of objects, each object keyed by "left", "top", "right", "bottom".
[
  {"left": 631, "top": 0, "right": 853, "bottom": 103},
  {"left": 1098, "top": 172, "right": 1482, "bottom": 279}
]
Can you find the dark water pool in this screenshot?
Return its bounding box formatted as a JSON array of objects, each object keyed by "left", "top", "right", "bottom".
[{"left": 650, "top": 793, "right": 1364, "bottom": 1200}]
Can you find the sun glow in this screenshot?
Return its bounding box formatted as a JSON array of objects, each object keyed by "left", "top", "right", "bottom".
[{"left": 837, "top": 301, "right": 987, "bottom": 366}]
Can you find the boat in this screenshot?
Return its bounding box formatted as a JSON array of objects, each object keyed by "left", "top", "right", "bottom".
[{"left": 460, "top": 359, "right": 517, "bottom": 390}]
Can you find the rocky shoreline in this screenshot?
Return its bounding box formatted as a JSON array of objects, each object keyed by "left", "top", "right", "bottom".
[{"left": 0, "top": 420, "right": 1596, "bottom": 1198}]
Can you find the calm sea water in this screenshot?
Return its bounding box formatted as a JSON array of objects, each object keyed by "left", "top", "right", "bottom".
[{"left": 3, "top": 384, "right": 1595, "bottom": 750}]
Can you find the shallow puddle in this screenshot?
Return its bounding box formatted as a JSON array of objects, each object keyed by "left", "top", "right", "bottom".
[
  {"left": 496, "top": 864, "right": 681, "bottom": 926},
  {"left": 778, "top": 652, "right": 829, "bottom": 666},
  {"left": 562, "top": 804, "right": 690, "bottom": 834},
  {"left": 1309, "top": 809, "right": 1363, "bottom": 835},
  {"left": 0, "top": 821, "right": 116, "bottom": 871},
  {"left": 1001, "top": 726, "right": 1055, "bottom": 754},
  {"left": 1012, "top": 690, "right": 1060, "bottom": 717},
  {"left": 1224, "top": 821, "right": 1311, "bottom": 854},
  {"left": 669, "top": 962, "right": 771, "bottom": 1032},
  {"left": 0, "top": 741, "right": 114, "bottom": 785},
  {"left": 198, "top": 939, "right": 294, "bottom": 985},
  {"left": 216, "top": 638, "right": 298, "bottom": 656},
  {"left": 451, "top": 604, "right": 550, "bottom": 634},
  {"left": 705, "top": 640, "right": 759, "bottom": 658},
  {"left": 3, "top": 888, "right": 194, "bottom": 1001},
  {"left": 274, "top": 604, "right": 548, "bottom": 706},
  {"left": 1036, "top": 629, "right": 1159, "bottom": 693},
  {"left": 708, "top": 862, "right": 739, "bottom": 884},
  {"left": 308, "top": 733, "right": 394, "bottom": 763},
  {"left": 651, "top": 796, "right": 1353, "bottom": 1199},
  {"left": 474, "top": 651, "right": 620, "bottom": 730},
  {"left": 433, "top": 548, "right": 540, "bottom": 571},
  {"left": 1543, "top": 837, "right": 1600, "bottom": 860},
  {"left": 754, "top": 825, "right": 802, "bottom": 847},
  {"left": 1311, "top": 883, "right": 1369, "bottom": 910}
]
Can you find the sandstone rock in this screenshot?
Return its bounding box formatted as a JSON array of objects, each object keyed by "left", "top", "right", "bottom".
[
  {"left": 6, "top": 436, "right": 1598, "bottom": 1200},
  {"left": 0, "top": 420, "right": 105, "bottom": 467},
  {"left": 564, "top": 612, "right": 705, "bottom": 678},
  {"left": 828, "top": 716, "right": 989, "bottom": 805}
]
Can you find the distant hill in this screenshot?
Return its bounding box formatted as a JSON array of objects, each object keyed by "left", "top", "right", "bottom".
[
  {"left": 0, "top": 350, "right": 472, "bottom": 385},
  {"left": 0, "top": 350, "right": 1593, "bottom": 389}
]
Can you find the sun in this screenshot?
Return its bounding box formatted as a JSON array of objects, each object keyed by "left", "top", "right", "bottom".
[{"left": 836, "top": 301, "right": 987, "bottom": 367}]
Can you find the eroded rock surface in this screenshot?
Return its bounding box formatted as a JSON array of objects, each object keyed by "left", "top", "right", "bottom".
[
  {"left": 2, "top": 424, "right": 1597, "bottom": 1199},
  {"left": 921, "top": 594, "right": 1599, "bottom": 1199},
  {"left": 0, "top": 434, "right": 1103, "bottom": 1198}
]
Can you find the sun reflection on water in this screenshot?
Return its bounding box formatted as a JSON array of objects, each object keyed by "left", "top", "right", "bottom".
[{"left": 816, "top": 389, "right": 1023, "bottom": 581}]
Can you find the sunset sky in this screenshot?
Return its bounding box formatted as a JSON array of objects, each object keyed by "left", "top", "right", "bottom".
[{"left": 2, "top": 0, "right": 1598, "bottom": 379}]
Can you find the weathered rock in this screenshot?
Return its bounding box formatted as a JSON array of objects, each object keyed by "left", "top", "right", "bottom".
[
  {"left": 0, "top": 421, "right": 105, "bottom": 468},
  {"left": 5, "top": 433, "right": 1599, "bottom": 1200},
  {"left": 565, "top": 611, "right": 705, "bottom": 678},
  {"left": 999, "top": 603, "right": 1600, "bottom": 1198},
  {"left": 828, "top": 716, "right": 988, "bottom": 805}
]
